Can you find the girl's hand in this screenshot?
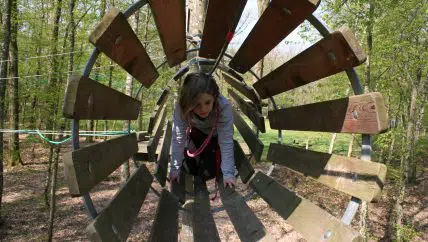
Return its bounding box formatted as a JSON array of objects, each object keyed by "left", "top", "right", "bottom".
[
  {"left": 223, "top": 178, "right": 236, "bottom": 188},
  {"left": 170, "top": 170, "right": 180, "bottom": 183}
]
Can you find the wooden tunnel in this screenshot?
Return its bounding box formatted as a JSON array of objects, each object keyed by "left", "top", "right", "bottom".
[{"left": 62, "top": 1, "right": 389, "bottom": 241}]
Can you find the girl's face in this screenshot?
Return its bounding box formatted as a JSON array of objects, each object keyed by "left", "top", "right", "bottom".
[{"left": 192, "top": 93, "right": 215, "bottom": 118}]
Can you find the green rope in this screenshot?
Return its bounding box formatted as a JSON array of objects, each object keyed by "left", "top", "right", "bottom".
[{"left": 35, "top": 130, "right": 73, "bottom": 145}]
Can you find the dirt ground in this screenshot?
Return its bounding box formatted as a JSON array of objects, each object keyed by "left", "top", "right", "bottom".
[{"left": 0, "top": 138, "right": 426, "bottom": 241}]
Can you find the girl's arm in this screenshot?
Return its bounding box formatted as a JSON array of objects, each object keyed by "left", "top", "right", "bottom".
[
  {"left": 170, "top": 103, "right": 186, "bottom": 176},
  {"left": 217, "top": 101, "right": 236, "bottom": 181}
]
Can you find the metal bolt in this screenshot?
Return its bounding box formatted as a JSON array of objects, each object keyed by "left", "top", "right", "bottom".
[
  {"left": 115, "top": 35, "right": 123, "bottom": 45},
  {"left": 352, "top": 173, "right": 358, "bottom": 182},
  {"left": 352, "top": 110, "right": 359, "bottom": 119},
  {"left": 328, "top": 52, "right": 336, "bottom": 61},
  {"left": 282, "top": 7, "right": 291, "bottom": 15},
  {"left": 324, "top": 230, "right": 332, "bottom": 239}
]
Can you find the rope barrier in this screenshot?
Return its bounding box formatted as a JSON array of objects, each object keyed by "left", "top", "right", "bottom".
[{"left": 0, "top": 129, "right": 132, "bottom": 145}]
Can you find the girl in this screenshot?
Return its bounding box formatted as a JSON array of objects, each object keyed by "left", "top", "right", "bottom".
[{"left": 170, "top": 72, "right": 236, "bottom": 188}]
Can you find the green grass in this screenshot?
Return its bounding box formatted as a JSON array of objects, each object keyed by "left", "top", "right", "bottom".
[{"left": 235, "top": 120, "right": 359, "bottom": 161}]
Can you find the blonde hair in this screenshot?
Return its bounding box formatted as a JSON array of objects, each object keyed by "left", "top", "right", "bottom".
[{"left": 179, "top": 72, "right": 220, "bottom": 123}]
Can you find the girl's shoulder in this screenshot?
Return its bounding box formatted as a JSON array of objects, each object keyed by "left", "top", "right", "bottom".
[{"left": 217, "top": 94, "right": 231, "bottom": 109}]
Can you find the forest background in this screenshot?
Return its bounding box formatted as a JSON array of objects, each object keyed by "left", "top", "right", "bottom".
[{"left": 0, "top": 0, "right": 427, "bottom": 241}]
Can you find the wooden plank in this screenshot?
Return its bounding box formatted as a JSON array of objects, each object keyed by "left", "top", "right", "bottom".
[
  {"left": 233, "top": 109, "right": 264, "bottom": 162},
  {"left": 89, "top": 7, "right": 158, "bottom": 88},
  {"left": 136, "top": 131, "right": 150, "bottom": 142},
  {"left": 253, "top": 27, "right": 367, "bottom": 99},
  {"left": 250, "top": 172, "right": 361, "bottom": 242},
  {"left": 63, "top": 75, "right": 141, "bottom": 120},
  {"left": 219, "top": 178, "right": 275, "bottom": 242},
  {"left": 148, "top": 0, "right": 186, "bottom": 67},
  {"left": 192, "top": 177, "right": 221, "bottom": 242},
  {"left": 234, "top": 140, "right": 255, "bottom": 184},
  {"left": 199, "top": 0, "right": 247, "bottom": 59},
  {"left": 222, "top": 72, "right": 259, "bottom": 104},
  {"left": 229, "top": 88, "right": 265, "bottom": 133},
  {"left": 229, "top": 0, "right": 319, "bottom": 73},
  {"left": 148, "top": 90, "right": 169, "bottom": 134},
  {"left": 86, "top": 165, "right": 153, "bottom": 241},
  {"left": 64, "top": 133, "right": 137, "bottom": 196},
  {"left": 148, "top": 106, "right": 167, "bottom": 162},
  {"left": 268, "top": 143, "right": 387, "bottom": 202},
  {"left": 155, "top": 121, "right": 173, "bottom": 187},
  {"left": 268, "top": 92, "right": 388, "bottom": 134},
  {"left": 149, "top": 189, "right": 179, "bottom": 242}
]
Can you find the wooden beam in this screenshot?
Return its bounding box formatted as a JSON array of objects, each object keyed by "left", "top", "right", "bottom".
[
  {"left": 199, "top": 0, "right": 247, "bottom": 59},
  {"left": 229, "top": 88, "right": 265, "bottom": 133},
  {"left": 155, "top": 121, "right": 172, "bottom": 187},
  {"left": 268, "top": 143, "right": 387, "bottom": 202},
  {"left": 250, "top": 172, "right": 361, "bottom": 242},
  {"left": 192, "top": 177, "right": 221, "bottom": 241},
  {"left": 148, "top": 106, "right": 167, "bottom": 162},
  {"left": 219, "top": 179, "right": 275, "bottom": 242},
  {"left": 229, "top": 0, "right": 319, "bottom": 73},
  {"left": 136, "top": 131, "right": 149, "bottom": 142},
  {"left": 268, "top": 92, "right": 389, "bottom": 134},
  {"left": 222, "top": 72, "right": 259, "bottom": 105},
  {"left": 234, "top": 140, "right": 255, "bottom": 184},
  {"left": 148, "top": 189, "right": 179, "bottom": 242},
  {"left": 148, "top": 90, "right": 169, "bottom": 135},
  {"left": 148, "top": 0, "right": 186, "bottom": 67},
  {"left": 64, "top": 133, "right": 137, "bottom": 196},
  {"left": 233, "top": 109, "right": 264, "bottom": 162},
  {"left": 63, "top": 76, "right": 141, "bottom": 120},
  {"left": 253, "top": 27, "right": 367, "bottom": 99},
  {"left": 86, "top": 165, "right": 153, "bottom": 241},
  {"left": 89, "top": 7, "right": 158, "bottom": 88}
]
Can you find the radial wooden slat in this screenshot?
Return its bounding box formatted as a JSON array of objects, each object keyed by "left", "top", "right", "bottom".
[
  {"left": 148, "top": 189, "right": 179, "bottom": 242},
  {"left": 268, "top": 143, "right": 387, "bottom": 202},
  {"left": 222, "top": 72, "right": 259, "bottom": 104},
  {"left": 64, "top": 133, "right": 137, "bottom": 196},
  {"left": 89, "top": 7, "right": 158, "bottom": 87},
  {"left": 148, "top": 105, "right": 168, "bottom": 162},
  {"left": 63, "top": 76, "right": 141, "bottom": 120},
  {"left": 253, "top": 27, "right": 367, "bottom": 99},
  {"left": 229, "top": 88, "right": 265, "bottom": 133},
  {"left": 234, "top": 140, "right": 255, "bottom": 184},
  {"left": 233, "top": 109, "right": 264, "bottom": 162},
  {"left": 155, "top": 121, "right": 173, "bottom": 187},
  {"left": 268, "top": 92, "right": 388, "bottom": 134},
  {"left": 148, "top": 0, "right": 186, "bottom": 67},
  {"left": 148, "top": 89, "right": 169, "bottom": 135},
  {"left": 250, "top": 172, "right": 361, "bottom": 242},
  {"left": 86, "top": 165, "right": 153, "bottom": 241},
  {"left": 229, "top": 0, "right": 319, "bottom": 73},
  {"left": 199, "top": 0, "right": 247, "bottom": 59}
]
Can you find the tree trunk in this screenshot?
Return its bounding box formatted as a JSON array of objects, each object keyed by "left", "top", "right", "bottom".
[
  {"left": 347, "top": 134, "right": 355, "bottom": 157},
  {"left": 47, "top": 127, "right": 64, "bottom": 241},
  {"left": 121, "top": 12, "right": 140, "bottom": 181},
  {"left": 8, "top": 0, "right": 22, "bottom": 167},
  {"left": 328, "top": 133, "right": 337, "bottom": 154},
  {"left": 138, "top": 8, "right": 151, "bottom": 132},
  {"left": 253, "top": 0, "right": 269, "bottom": 83},
  {"left": 0, "top": 0, "right": 12, "bottom": 220},
  {"left": 364, "top": 2, "right": 374, "bottom": 92},
  {"left": 44, "top": 146, "right": 54, "bottom": 207},
  {"left": 386, "top": 134, "right": 396, "bottom": 165}
]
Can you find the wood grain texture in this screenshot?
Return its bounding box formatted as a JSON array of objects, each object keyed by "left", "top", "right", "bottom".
[
  {"left": 199, "top": 0, "right": 247, "bottom": 59},
  {"left": 229, "top": 88, "right": 265, "bottom": 133},
  {"left": 253, "top": 27, "right": 367, "bottom": 99},
  {"left": 148, "top": 189, "right": 179, "bottom": 242},
  {"left": 192, "top": 177, "right": 221, "bottom": 242},
  {"left": 219, "top": 179, "right": 275, "bottom": 242},
  {"left": 155, "top": 121, "right": 172, "bottom": 187},
  {"left": 64, "top": 133, "right": 137, "bottom": 196},
  {"left": 63, "top": 75, "right": 141, "bottom": 120},
  {"left": 250, "top": 172, "right": 361, "bottom": 242},
  {"left": 268, "top": 92, "right": 389, "bottom": 134},
  {"left": 233, "top": 109, "right": 264, "bottom": 162},
  {"left": 222, "top": 72, "right": 259, "bottom": 105},
  {"left": 148, "top": 90, "right": 169, "bottom": 134},
  {"left": 148, "top": 0, "right": 186, "bottom": 67},
  {"left": 268, "top": 143, "right": 387, "bottom": 201},
  {"left": 86, "top": 165, "right": 153, "bottom": 241},
  {"left": 234, "top": 140, "right": 255, "bottom": 184},
  {"left": 229, "top": 0, "right": 319, "bottom": 73},
  {"left": 148, "top": 105, "right": 167, "bottom": 162},
  {"left": 89, "top": 7, "right": 158, "bottom": 87}
]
